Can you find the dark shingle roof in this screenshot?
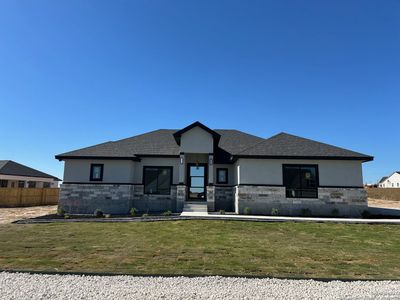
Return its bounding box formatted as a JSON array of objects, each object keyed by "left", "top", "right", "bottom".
[
  {"left": 236, "top": 132, "right": 373, "bottom": 161},
  {"left": 55, "top": 126, "right": 373, "bottom": 162},
  {"left": 378, "top": 176, "right": 388, "bottom": 184},
  {"left": 0, "top": 160, "right": 60, "bottom": 180},
  {"left": 56, "top": 129, "right": 264, "bottom": 159}
]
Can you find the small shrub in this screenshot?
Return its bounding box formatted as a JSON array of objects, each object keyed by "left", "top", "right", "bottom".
[
  {"left": 130, "top": 207, "right": 138, "bottom": 217},
  {"left": 162, "top": 210, "right": 172, "bottom": 216},
  {"left": 64, "top": 214, "right": 70, "bottom": 219},
  {"left": 57, "top": 207, "right": 65, "bottom": 217},
  {"left": 300, "top": 208, "right": 312, "bottom": 217},
  {"left": 362, "top": 210, "right": 371, "bottom": 219},
  {"left": 105, "top": 214, "right": 111, "bottom": 218},
  {"left": 219, "top": 210, "right": 226, "bottom": 215},
  {"left": 271, "top": 208, "right": 279, "bottom": 216},
  {"left": 94, "top": 209, "right": 104, "bottom": 218},
  {"left": 244, "top": 207, "right": 251, "bottom": 215},
  {"left": 142, "top": 213, "right": 149, "bottom": 218},
  {"left": 331, "top": 208, "right": 339, "bottom": 217}
]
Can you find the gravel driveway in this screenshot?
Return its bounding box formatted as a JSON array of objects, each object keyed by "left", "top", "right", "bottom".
[{"left": 0, "top": 272, "right": 399, "bottom": 300}]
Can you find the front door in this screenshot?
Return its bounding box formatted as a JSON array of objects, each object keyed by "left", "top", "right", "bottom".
[{"left": 187, "top": 163, "right": 207, "bottom": 201}]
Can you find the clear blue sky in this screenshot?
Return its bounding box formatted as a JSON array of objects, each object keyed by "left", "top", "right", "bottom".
[{"left": 0, "top": 1, "right": 399, "bottom": 183}]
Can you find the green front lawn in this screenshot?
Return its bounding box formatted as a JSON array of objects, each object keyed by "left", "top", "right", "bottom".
[{"left": 0, "top": 220, "right": 399, "bottom": 279}]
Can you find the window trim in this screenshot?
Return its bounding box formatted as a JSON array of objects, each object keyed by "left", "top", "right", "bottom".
[
  {"left": 282, "top": 164, "right": 319, "bottom": 199},
  {"left": 143, "top": 166, "right": 173, "bottom": 195},
  {"left": 90, "top": 164, "right": 104, "bottom": 181},
  {"left": 216, "top": 168, "right": 229, "bottom": 184}
]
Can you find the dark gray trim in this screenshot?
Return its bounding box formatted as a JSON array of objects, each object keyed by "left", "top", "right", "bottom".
[
  {"left": 62, "top": 182, "right": 179, "bottom": 186},
  {"left": 135, "top": 154, "right": 179, "bottom": 158},
  {"left": 55, "top": 156, "right": 140, "bottom": 161},
  {"left": 234, "top": 155, "right": 374, "bottom": 162},
  {"left": 238, "top": 184, "right": 284, "bottom": 187}
]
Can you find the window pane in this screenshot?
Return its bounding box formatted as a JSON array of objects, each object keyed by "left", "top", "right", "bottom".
[
  {"left": 190, "top": 166, "right": 204, "bottom": 176},
  {"left": 283, "top": 166, "right": 300, "bottom": 197},
  {"left": 144, "top": 168, "right": 158, "bottom": 194},
  {"left": 92, "top": 166, "right": 102, "bottom": 179},
  {"left": 189, "top": 187, "right": 205, "bottom": 199},
  {"left": 191, "top": 177, "right": 204, "bottom": 187},
  {"left": 18, "top": 181, "right": 25, "bottom": 188},
  {"left": 157, "top": 168, "right": 171, "bottom": 194},
  {"left": 300, "top": 166, "right": 317, "bottom": 189},
  {"left": 218, "top": 169, "right": 227, "bottom": 183}
]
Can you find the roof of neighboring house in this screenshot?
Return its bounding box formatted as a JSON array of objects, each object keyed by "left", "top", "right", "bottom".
[
  {"left": 0, "top": 160, "right": 60, "bottom": 181},
  {"left": 378, "top": 176, "right": 389, "bottom": 184},
  {"left": 55, "top": 122, "right": 373, "bottom": 162}
]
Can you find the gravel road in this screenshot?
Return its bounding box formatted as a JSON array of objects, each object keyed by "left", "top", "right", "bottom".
[{"left": 1, "top": 272, "right": 399, "bottom": 299}]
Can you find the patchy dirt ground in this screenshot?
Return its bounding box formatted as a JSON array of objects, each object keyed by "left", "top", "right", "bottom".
[
  {"left": 0, "top": 205, "right": 57, "bottom": 224},
  {"left": 369, "top": 198, "right": 400, "bottom": 209}
]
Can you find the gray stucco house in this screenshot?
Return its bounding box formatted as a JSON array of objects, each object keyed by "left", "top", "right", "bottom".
[{"left": 56, "top": 121, "right": 373, "bottom": 217}]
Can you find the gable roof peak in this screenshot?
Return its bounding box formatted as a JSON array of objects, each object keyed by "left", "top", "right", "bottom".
[{"left": 173, "top": 121, "right": 221, "bottom": 145}]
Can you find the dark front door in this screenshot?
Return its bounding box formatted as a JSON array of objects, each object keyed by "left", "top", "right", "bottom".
[{"left": 187, "top": 163, "right": 207, "bottom": 201}]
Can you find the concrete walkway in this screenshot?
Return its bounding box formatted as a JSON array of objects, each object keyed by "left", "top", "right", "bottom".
[
  {"left": 179, "top": 205, "right": 400, "bottom": 224},
  {"left": 201, "top": 212, "right": 400, "bottom": 224}
]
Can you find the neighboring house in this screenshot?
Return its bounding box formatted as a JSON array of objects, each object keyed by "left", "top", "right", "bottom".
[
  {"left": 56, "top": 121, "right": 373, "bottom": 217},
  {"left": 0, "top": 160, "right": 60, "bottom": 188},
  {"left": 378, "top": 172, "right": 400, "bottom": 188}
]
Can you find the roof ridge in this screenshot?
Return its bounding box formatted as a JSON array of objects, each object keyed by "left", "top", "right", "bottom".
[
  {"left": 235, "top": 131, "right": 289, "bottom": 155},
  {"left": 236, "top": 131, "right": 371, "bottom": 158}
]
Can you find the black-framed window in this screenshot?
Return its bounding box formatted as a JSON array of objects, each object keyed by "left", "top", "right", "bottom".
[
  {"left": 216, "top": 168, "right": 228, "bottom": 184},
  {"left": 18, "top": 181, "right": 25, "bottom": 188},
  {"left": 0, "top": 180, "right": 8, "bottom": 188},
  {"left": 28, "top": 181, "right": 36, "bottom": 188},
  {"left": 143, "top": 166, "right": 172, "bottom": 195},
  {"left": 90, "top": 164, "right": 104, "bottom": 181},
  {"left": 43, "top": 182, "right": 51, "bottom": 188},
  {"left": 283, "top": 164, "right": 318, "bottom": 198}
]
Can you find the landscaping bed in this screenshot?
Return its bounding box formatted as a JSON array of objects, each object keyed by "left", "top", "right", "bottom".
[{"left": 1, "top": 221, "right": 400, "bottom": 279}]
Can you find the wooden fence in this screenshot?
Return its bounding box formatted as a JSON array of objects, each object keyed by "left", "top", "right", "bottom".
[{"left": 0, "top": 188, "right": 59, "bottom": 207}]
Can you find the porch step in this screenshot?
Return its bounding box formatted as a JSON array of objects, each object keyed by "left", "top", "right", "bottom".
[{"left": 181, "top": 202, "right": 208, "bottom": 216}]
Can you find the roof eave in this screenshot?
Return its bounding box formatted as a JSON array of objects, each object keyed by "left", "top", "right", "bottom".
[
  {"left": 233, "top": 155, "right": 374, "bottom": 162},
  {"left": 55, "top": 155, "right": 141, "bottom": 161}
]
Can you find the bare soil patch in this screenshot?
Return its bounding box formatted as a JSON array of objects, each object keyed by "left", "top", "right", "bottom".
[{"left": 0, "top": 205, "right": 57, "bottom": 224}]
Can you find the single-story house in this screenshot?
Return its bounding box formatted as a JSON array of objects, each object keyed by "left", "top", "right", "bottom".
[
  {"left": 0, "top": 160, "right": 60, "bottom": 188},
  {"left": 378, "top": 172, "right": 400, "bottom": 188},
  {"left": 56, "top": 121, "right": 373, "bottom": 217}
]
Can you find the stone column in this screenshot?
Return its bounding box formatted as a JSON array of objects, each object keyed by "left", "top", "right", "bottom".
[
  {"left": 207, "top": 185, "right": 215, "bottom": 212},
  {"left": 176, "top": 185, "right": 186, "bottom": 212}
]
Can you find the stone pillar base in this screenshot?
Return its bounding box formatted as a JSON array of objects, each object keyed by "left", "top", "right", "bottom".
[{"left": 207, "top": 185, "right": 215, "bottom": 212}]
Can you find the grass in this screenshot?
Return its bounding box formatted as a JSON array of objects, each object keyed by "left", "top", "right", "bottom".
[
  {"left": 367, "top": 188, "right": 400, "bottom": 201},
  {"left": 0, "top": 220, "right": 400, "bottom": 279}
]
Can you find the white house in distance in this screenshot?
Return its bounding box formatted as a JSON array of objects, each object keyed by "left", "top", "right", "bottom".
[
  {"left": 0, "top": 160, "right": 60, "bottom": 188},
  {"left": 378, "top": 172, "right": 400, "bottom": 188}
]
